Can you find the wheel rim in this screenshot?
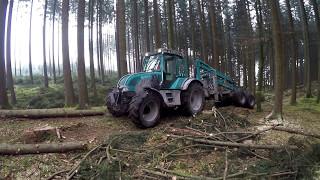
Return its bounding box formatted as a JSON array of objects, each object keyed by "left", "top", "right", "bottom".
[
  {"left": 142, "top": 101, "right": 159, "bottom": 122},
  {"left": 239, "top": 95, "right": 246, "bottom": 105},
  {"left": 190, "top": 90, "right": 203, "bottom": 112}
]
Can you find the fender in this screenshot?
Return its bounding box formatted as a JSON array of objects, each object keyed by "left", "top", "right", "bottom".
[{"left": 181, "top": 78, "right": 203, "bottom": 91}]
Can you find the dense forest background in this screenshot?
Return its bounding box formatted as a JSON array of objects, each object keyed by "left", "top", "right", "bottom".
[{"left": 0, "top": 0, "right": 320, "bottom": 118}]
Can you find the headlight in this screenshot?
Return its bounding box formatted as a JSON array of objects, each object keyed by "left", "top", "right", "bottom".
[{"left": 119, "top": 86, "right": 129, "bottom": 92}]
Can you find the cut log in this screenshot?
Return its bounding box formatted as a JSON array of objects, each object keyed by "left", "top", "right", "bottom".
[
  {"left": 273, "top": 127, "right": 320, "bottom": 139},
  {"left": 0, "top": 107, "right": 105, "bottom": 119},
  {"left": 0, "top": 142, "right": 87, "bottom": 155},
  {"left": 170, "top": 135, "right": 298, "bottom": 150}
]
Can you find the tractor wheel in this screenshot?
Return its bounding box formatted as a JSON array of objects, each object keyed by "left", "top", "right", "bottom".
[
  {"left": 181, "top": 83, "right": 205, "bottom": 116},
  {"left": 106, "top": 89, "right": 127, "bottom": 117},
  {"left": 245, "top": 92, "right": 255, "bottom": 109},
  {"left": 233, "top": 90, "right": 246, "bottom": 107},
  {"left": 128, "top": 90, "right": 161, "bottom": 128}
]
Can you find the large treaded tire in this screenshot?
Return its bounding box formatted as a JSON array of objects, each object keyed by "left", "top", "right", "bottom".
[
  {"left": 245, "top": 92, "right": 255, "bottom": 109},
  {"left": 181, "top": 83, "right": 205, "bottom": 116},
  {"left": 128, "top": 90, "right": 161, "bottom": 128},
  {"left": 106, "top": 89, "right": 127, "bottom": 117},
  {"left": 233, "top": 90, "right": 246, "bottom": 107}
]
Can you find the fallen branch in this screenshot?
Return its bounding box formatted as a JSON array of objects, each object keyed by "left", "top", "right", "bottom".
[
  {"left": 170, "top": 135, "right": 298, "bottom": 150},
  {"left": 236, "top": 124, "right": 280, "bottom": 142},
  {"left": 0, "top": 107, "right": 105, "bottom": 119},
  {"left": 273, "top": 127, "right": 320, "bottom": 139},
  {"left": 46, "top": 169, "right": 70, "bottom": 180},
  {"left": 0, "top": 142, "right": 87, "bottom": 155}
]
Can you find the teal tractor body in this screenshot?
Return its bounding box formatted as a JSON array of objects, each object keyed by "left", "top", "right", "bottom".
[{"left": 106, "top": 49, "right": 255, "bottom": 128}]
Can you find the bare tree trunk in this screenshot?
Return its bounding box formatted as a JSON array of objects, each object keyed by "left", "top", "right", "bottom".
[
  {"left": 117, "top": 0, "right": 128, "bottom": 77},
  {"left": 167, "top": 0, "right": 174, "bottom": 49},
  {"left": 62, "top": 0, "right": 75, "bottom": 106},
  {"left": 43, "top": 0, "right": 49, "bottom": 88},
  {"left": 153, "top": 0, "right": 161, "bottom": 49},
  {"left": 89, "top": 0, "right": 97, "bottom": 96},
  {"left": 196, "top": 0, "right": 208, "bottom": 63},
  {"left": 256, "top": 0, "right": 264, "bottom": 112},
  {"left": 210, "top": 0, "right": 219, "bottom": 69},
  {"left": 52, "top": 0, "right": 57, "bottom": 83},
  {"left": 77, "top": 0, "right": 89, "bottom": 109},
  {"left": 96, "top": 1, "right": 101, "bottom": 78},
  {"left": 144, "top": 0, "right": 150, "bottom": 52},
  {"left": 98, "top": 6, "right": 105, "bottom": 83},
  {"left": 6, "top": 0, "right": 16, "bottom": 105},
  {"left": 132, "top": 0, "right": 140, "bottom": 71},
  {"left": 285, "top": 0, "right": 298, "bottom": 105},
  {"left": 28, "top": 0, "right": 34, "bottom": 84},
  {"left": 267, "top": 0, "right": 284, "bottom": 120},
  {"left": 188, "top": 0, "right": 196, "bottom": 59},
  {"left": 310, "top": 0, "right": 320, "bottom": 103},
  {"left": 0, "top": 0, "right": 9, "bottom": 109},
  {"left": 299, "top": 0, "right": 312, "bottom": 98},
  {"left": 58, "top": 20, "right": 61, "bottom": 76}
]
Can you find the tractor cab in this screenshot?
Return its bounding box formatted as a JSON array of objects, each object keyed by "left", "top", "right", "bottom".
[{"left": 142, "top": 49, "right": 189, "bottom": 89}]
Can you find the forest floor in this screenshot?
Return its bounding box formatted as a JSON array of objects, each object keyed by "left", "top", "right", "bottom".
[{"left": 0, "top": 86, "right": 320, "bottom": 179}]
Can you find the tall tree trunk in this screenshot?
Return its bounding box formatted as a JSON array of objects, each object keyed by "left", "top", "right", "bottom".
[
  {"left": 62, "top": 0, "right": 75, "bottom": 106},
  {"left": 28, "top": 0, "right": 34, "bottom": 84},
  {"left": 310, "top": 0, "right": 320, "bottom": 103},
  {"left": 144, "top": 0, "right": 150, "bottom": 52},
  {"left": 96, "top": 1, "right": 101, "bottom": 78},
  {"left": 153, "top": 0, "right": 161, "bottom": 49},
  {"left": 58, "top": 20, "right": 61, "bottom": 76},
  {"left": 210, "top": 0, "right": 219, "bottom": 69},
  {"left": 77, "top": 0, "right": 89, "bottom": 109},
  {"left": 299, "top": 0, "right": 312, "bottom": 98},
  {"left": 43, "top": 0, "right": 49, "bottom": 88},
  {"left": 99, "top": 17, "right": 105, "bottom": 83},
  {"left": 267, "top": 0, "right": 284, "bottom": 120},
  {"left": 188, "top": 0, "right": 196, "bottom": 59},
  {"left": 285, "top": 0, "right": 298, "bottom": 105},
  {"left": 89, "top": 0, "right": 97, "bottom": 96},
  {"left": 6, "top": 0, "right": 16, "bottom": 105},
  {"left": 0, "top": 0, "right": 9, "bottom": 109},
  {"left": 196, "top": 0, "right": 208, "bottom": 63},
  {"left": 132, "top": 0, "right": 140, "bottom": 71},
  {"left": 52, "top": 0, "right": 57, "bottom": 83},
  {"left": 117, "top": 0, "right": 128, "bottom": 77},
  {"left": 167, "top": 0, "right": 174, "bottom": 49},
  {"left": 255, "top": 0, "right": 264, "bottom": 112}
]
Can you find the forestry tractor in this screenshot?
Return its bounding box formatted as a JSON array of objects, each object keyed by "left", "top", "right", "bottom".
[{"left": 106, "top": 49, "right": 255, "bottom": 128}]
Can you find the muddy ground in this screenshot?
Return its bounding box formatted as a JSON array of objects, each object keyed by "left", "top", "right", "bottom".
[{"left": 0, "top": 95, "right": 320, "bottom": 179}]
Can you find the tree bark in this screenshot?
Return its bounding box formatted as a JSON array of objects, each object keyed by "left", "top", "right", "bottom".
[
  {"left": 167, "top": 0, "right": 174, "bottom": 49},
  {"left": 52, "top": 0, "right": 57, "bottom": 83},
  {"left": 188, "top": 0, "right": 196, "bottom": 59},
  {"left": 117, "top": 0, "right": 128, "bottom": 77},
  {"left": 256, "top": 0, "right": 264, "bottom": 112},
  {"left": 196, "top": 0, "right": 208, "bottom": 63},
  {"left": 77, "top": 0, "right": 89, "bottom": 109},
  {"left": 144, "top": 0, "right": 150, "bottom": 52},
  {"left": 153, "top": 0, "right": 161, "bottom": 49},
  {"left": 299, "top": 0, "right": 312, "bottom": 98},
  {"left": 62, "top": 0, "right": 75, "bottom": 106},
  {"left": 0, "top": 0, "right": 9, "bottom": 109},
  {"left": 6, "top": 0, "right": 16, "bottom": 105},
  {"left": 267, "top": 0, "right": 284, "bottom": 120},
  {"left": 0, "top": 108, "right": 105, "bottom": 119},
  {"left": 210, "top": 0, "right": 219, "bottom": 69},
  {"left": 98, "top": 5, "right": 105, "bottom": 83},
  {"left": 310, "top": 0, "right": 320, "bottom": 103},
  {"left": 286, "top": 0, "right": 298, "bottom": 105},
  {"left": 132, "top": 0, "right": 140, "bottom": 71},
  {"left": 28, "top": 0, "right": 34, "bottom": 84},
  {"left": 0, "top": 142, "right": 87, "bottom": 155},
  {"left": 89, "top": 0, "right": 97, "bottom": 96},
  {"left": 43, "top": 0, "right": 49, "bottom": 88}
]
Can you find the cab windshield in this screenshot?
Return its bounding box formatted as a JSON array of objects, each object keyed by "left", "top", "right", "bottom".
[{"left": 143, "top": 55, "right": 161, "bottom": 72}]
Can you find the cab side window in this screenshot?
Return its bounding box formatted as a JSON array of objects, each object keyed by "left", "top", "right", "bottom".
[{"left": 164, "top": 55, "right": 176, "bottom": 81}]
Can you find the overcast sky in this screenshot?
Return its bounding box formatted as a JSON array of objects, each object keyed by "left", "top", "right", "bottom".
[{"left": 8, "top": 0, "right": 116, "bottom": 74}]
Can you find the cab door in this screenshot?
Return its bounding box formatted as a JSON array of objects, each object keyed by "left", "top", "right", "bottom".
[{"left": 163, "top": 54, "right": 177, "bottom": 88}]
